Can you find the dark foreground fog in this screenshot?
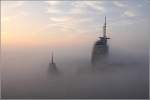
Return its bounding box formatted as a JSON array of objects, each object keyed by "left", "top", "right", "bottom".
[{"left": 1, "top": 33, "right": 149, "bottom": 99}]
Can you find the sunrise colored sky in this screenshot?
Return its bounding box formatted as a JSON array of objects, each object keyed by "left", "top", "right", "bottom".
[{"left": 1, "top": 0, "right": 150, "bottom": 47}]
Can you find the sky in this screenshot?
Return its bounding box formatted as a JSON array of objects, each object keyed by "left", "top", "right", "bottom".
[{"left": 1, "top": 0, "right": 150, "bottom": 48}]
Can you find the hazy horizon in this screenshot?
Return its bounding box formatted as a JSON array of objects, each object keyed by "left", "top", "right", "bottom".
[{"left": 1, "top": 0, "right": 149, "bottom": 99}]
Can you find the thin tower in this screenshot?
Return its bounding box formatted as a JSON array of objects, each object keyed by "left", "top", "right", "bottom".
[
  {"left": 49, "top": 51, "right": 57, "bottom": 72},
  {"left": 99, "top": 16, "right": 110, "bottom": 45},
  {"left": 103, "top": 16, "right": 107, "bottom": 38},
  {"left": 51, "top": 52, "right": 54, "bottom": 64}
]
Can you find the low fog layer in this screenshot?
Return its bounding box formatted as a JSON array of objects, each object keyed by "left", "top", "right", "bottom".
[{"left": 1, "top": 35, "right": 149, "bottom": 99}]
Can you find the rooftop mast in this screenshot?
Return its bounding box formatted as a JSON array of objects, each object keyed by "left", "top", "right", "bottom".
[
  {"left": 103, "top": 16, "right": 107, "bottom": 38},
  {"left": 51, "top": 52, "right": 54, "bottom": 64},
  {"left": 98, "top": 16, "right": 110, "bottom": 45}
]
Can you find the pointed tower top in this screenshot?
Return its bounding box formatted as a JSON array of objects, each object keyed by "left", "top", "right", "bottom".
[
  {"left": 105, "top": 16, "right": 106, "bottom": 24},
  {"left": 51, "top": 51, "right": 54, "bottom": 64},
  {"left": 103, "top": 16, "right": 107, "bottom": 38},
  {"left": 99, "top": 16, "right": 110, "bottom": 40}
]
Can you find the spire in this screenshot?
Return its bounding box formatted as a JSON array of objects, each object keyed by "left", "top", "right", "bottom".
[
  {"left": 51, "top": 51, "right": 54, "bottom": 64},
  {"left": 103, "top": 16, "right": 107, "bottom": 38}
]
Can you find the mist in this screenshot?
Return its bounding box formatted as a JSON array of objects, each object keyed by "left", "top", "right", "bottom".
[{"left": 1, "top": 29, "right": 149, "bottom": 99}]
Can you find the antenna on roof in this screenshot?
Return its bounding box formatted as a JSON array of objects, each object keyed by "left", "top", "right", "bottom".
[
  {"left": 51, "top": 51, "right": 54, "bottom": 64},
  {"left": 103, "top": 16, "right": 107, "bottom": 38}
]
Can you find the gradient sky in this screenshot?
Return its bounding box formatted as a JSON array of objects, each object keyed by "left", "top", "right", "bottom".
[{"left": 1, "top": 0, "right": 150, "bottom": 48}]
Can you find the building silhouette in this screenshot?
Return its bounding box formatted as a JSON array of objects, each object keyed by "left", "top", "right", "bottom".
[
  {"left": 49, "top": 52, "right": 58, "bottom": 73},
  {"left": 91, "top": 16, "right": 110, "bottom": 67}
]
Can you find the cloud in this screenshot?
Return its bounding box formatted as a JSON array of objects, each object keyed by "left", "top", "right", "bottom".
[
  {"left": 44, "top": 1, "right": 104, "bottom": 15},
  {"left": 3, "top": 1, "right": 24, "bottom": 8},
  {"left": 47, "top": 8, "right": 61, "bottom": 13},
  {"left": 39, "top": 1, "right": 106, "bottom": 37},
  {"left": 72, "top": 1, "right": 104, "bottom": 14},
  {"left": 113, "top": 1, "right": 125, "bottom": 7},
  {"left": 1, "top": 11, "right": 28, "bottom": 24},
  {"left": 84, "top": 1, "right": 104, "bottom": 11},
  {"left": 49, "top": 16, "right": 72, "bottom": 22},
  {"left": 47, "top": 16, "right": 93, "bottom": 33},
  {"left": 44, "top": 1, "right": 60, "bottom": 13},
  {"left": 44, "top": 1, "right": 59, "bottom": 6},
  {"left": 123, "top": 10, "right": 136, "bottom": 17},
  {"left": 44, "top": 1, "right": 69, "bottom": 15},
  {"left": 15, "top": 1, "right": 24, "bottom": 7},
  {"left": 112, "top": 1, "right": 137, "bottom": 18}
]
